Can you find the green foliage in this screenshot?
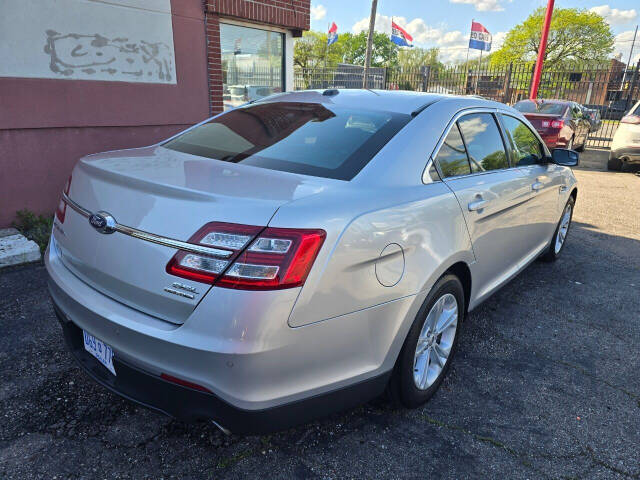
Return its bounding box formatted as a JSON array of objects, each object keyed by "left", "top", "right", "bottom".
[
  {"left": 340, "top": 32, "right": 400, "bottom": 67},
  {"left": 397, "top": 47, "right": 442, "bottom": 70},
  {"left": 492, "top": 7, "right": 614, "bottom": 66},
  {"left": 294, "top": 31, "right": 340, "bottom": 70},
  {"left": 294, "top": 30, "right": 402, "bottom": 70},
  {"left": 12, "top": 210, "right": 53, "bottom": 254}
]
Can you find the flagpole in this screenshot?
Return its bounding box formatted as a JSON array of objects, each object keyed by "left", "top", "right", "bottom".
[
  {"left": 465, "top": 19, "right": 473, "bottom": 94},
  {"left": 476, "top": 49, "right": 483, "bottom": 94},
  {"left": 325, "top": 22, "right": 329, "bottom": 74},
  {"left": 363, "top": 0, "right": 378, "bottom": 88}
]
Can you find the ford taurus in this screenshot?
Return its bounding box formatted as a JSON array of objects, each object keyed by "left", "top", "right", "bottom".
[{"left": 46, "top": 90, "right": 578, "bottom": 434}]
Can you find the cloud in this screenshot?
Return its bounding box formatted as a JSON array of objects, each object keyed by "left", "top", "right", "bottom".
[
  {"left": 589, "top": 5, "right": 637, "bottom": 25},
  {"left": 310, "top": 4, "right": 326, "bottom": 21},
  {"left": 449, "top": 0, "right": 507, "bottom": 12},
  {"left": 352, "top": 14, "right": 441, "bottom": 43},
  {"left": 614, "top": 30, "right": 640, "bottom": 64},
  {"left": 350, "top": 15, "right": 506, "bottom": 63}
]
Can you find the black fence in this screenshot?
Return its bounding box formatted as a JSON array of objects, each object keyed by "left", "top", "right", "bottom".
[{"left": 295, "top": 60, "right": 640, "bottom": 149}]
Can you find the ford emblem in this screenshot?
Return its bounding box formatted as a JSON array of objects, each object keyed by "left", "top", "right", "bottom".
[{"left": 89, "top": 211, "right": 116, "bottom": 234}]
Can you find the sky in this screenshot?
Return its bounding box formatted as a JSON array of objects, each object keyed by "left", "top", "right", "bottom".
[{"left": 309, "top": 0, "right": 640, "bottom": 64}]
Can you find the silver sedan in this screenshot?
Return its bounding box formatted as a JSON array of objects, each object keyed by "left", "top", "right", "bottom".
[{"left": 46, "top": 89, "right": 578, "bottom": 434}]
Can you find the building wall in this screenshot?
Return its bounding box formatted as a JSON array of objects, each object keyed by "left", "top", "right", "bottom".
[
  {"left": 0, "top": 0, "right": 210, "bottom": 227},
  {"left": 204, "top": 0, "right": 309, "bottom": 114}
]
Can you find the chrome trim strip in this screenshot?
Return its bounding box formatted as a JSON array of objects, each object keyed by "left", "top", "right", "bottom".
[{"left": 61, "top": 192, "right": 234, "bottom": 258}]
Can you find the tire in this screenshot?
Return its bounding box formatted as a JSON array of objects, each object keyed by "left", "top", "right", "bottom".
[
  {"left": 607, "top": 156, "right": 622, "bottom": 171},
  {"left": 541, "top": 196, "right": 575, "bottom": 262},
  {"left": 389, "top": 274, "right": 464, "bottom": 408}
]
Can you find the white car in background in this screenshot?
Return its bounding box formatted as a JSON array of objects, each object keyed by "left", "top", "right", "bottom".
[{"left": 609, "top": 100, "right": 640, "bottom": 171}]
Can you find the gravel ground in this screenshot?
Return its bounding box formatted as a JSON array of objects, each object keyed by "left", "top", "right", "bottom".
[{"left": 1, "top": 150, "right": 639, "bottom": 479}]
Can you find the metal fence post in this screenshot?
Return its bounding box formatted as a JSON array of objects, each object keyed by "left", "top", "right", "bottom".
[
  {"left": 502, "top": 63, "right": 513, "bottom": 104},
  {"left": 421, "top": 65, "right": 431, "bottom": 92}
]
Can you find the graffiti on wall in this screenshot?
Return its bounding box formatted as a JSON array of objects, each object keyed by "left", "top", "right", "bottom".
[
  {"left": 0, "top": 0, "right": 177, "bottom": 84},
  {"left": 44, "top": 31, "right": 174, "bottom": 82}
]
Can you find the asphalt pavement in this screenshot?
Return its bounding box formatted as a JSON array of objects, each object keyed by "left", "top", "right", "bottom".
[{"left": 1, "top": 150, "right": 639, "bottom": 479}]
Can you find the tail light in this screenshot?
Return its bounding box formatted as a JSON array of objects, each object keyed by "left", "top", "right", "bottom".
[
  {"left": 621, "top": 115, "right": 640, "bottom": 125},
  {"left": 55, "top": 175, "right": 72, "bottom": 223},
  {"left": 542, "top": 120, "right": 564, "bottom": 129},
  {"left": 166, "top": 223, "right": 326, "bottom": 290}
]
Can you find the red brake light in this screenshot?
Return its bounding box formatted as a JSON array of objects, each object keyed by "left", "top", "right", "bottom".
[
  {"left": 621, "top": 115, "right": 640, "bottom": 125},
  {"left": 541, "top": 120, "right": 564, "bottom": 129},
  {"left": 55, "top": 175, "right": 72, "bottom": 223},
  {"left": 166, "top": 222, "right": 263, "bottom": 284},
  {"left": 217, "top": 227, "right": 326, "bottom": 290},
  {"left": 166, "top": 223, "right": 326, "bottom": 290}
]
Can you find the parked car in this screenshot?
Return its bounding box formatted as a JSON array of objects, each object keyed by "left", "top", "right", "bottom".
[
  {"left": 608, "top": 100, "right": 640, "bottom": 171},
  {"left": 513, "top": 99, "right": 591, "bottom": 151},
  {"left": 582, "top": 106, "right": 602, "bottom": 133},
  {"left": 47, "top": 90, "right": 578, "bottom": 434}
]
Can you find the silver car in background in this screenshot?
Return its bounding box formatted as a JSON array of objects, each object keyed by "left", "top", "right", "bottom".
[{"left": 47, "top": 90, "right": 578, "bottom": 434}]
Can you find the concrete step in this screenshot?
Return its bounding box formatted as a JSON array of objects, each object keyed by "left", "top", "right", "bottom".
[{"left": 0, "top": 228, "right": 41, "bottom": 268}]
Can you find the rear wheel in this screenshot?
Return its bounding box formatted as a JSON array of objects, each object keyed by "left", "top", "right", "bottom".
[
  {"left": 541, "top": 196, "right": 574, "bottom": 262},
  {"left": 607, "top": 155, "right": 622, "bottom": 171},
  {"left": 389, "top": 274, "right": 464, "bottom": 408}
]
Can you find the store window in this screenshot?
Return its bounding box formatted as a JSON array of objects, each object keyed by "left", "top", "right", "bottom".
[{"left": 220, "top": 23, "right": 285, "bottom": 110}]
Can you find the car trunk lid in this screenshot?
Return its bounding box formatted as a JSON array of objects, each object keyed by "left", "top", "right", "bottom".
[{"left": 53, "top": 145, "right": 332, "bottom": 324}]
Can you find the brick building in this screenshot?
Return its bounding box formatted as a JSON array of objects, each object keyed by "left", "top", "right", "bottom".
[{"left": 0, "top": 0, "right": 310, "bottom": 227}]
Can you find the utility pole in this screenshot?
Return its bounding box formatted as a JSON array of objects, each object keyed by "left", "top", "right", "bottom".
[
  {"left": 624, "top": 25, "right": 638, "bottom": 81},
  {"left": 530, "top": 0, "right": 554, "bottom": 100},
  {"left": 362, "top": 0, "right": 378, "bottom": 88}
]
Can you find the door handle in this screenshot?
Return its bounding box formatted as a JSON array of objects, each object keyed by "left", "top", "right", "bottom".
[
  {"left": 531, "top": 181, "right": 543, "bottom": 191},
  {"left": 468, "top": 197, "right": 488, "bottom": 211}
]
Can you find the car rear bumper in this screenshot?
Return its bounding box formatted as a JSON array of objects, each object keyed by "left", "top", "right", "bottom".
[
  {"left": 54, "top": 305, "right": 390, "bottom": 434},
  {"left": 610, "top": 146, "right": 640, "bottom": 163},
  {"left": 46, "top": 235, "right": 413, "bottom": 433}
]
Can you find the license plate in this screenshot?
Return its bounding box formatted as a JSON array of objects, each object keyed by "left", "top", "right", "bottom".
[{"left": 83, "top": 330, "right": 116, "bottom": 376}]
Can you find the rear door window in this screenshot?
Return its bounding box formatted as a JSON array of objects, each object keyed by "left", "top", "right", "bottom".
[
  {"left": 433, "top": 124, "right": 471, "bottom": 178},
  {"left": 163, "top": 102, "right": 410, "bottom": 181},
  {"left": 500, "top": 115, "right": 545, "bottom": 166},
  {"left": 457, "top": 113, "right": 509, "bottom": 172}
]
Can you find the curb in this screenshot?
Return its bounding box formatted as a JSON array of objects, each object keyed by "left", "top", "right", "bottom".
[{"left": 0, "top": 228, "right": 42, "bottom": 269}]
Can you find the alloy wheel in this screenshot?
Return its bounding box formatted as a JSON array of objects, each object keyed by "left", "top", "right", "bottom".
[
  {"left": 413, "top": 293, "right": 459, "bottom": 390},
  {"left": 555, "top": 203, "right": 572, "bottom": 254}
]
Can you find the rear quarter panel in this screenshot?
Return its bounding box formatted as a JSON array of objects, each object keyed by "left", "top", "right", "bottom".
[{"left": 270, "top": 183, "right": 474, "bottom": 328}]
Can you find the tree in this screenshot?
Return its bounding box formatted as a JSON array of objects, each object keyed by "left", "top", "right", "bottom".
[
  {"left": 340, "top": 32, "right": 400, "bottom": 67},
  {"left": 294, "top": 31, "right": 334, "bottom": 70},
  {"left": 491, "top": 7, "right": 614, "bottom": 66},
  {"left": 397, "top": 47, "right": 441, "bottom": 70}
]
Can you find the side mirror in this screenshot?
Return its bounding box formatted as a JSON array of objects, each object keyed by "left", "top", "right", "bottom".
[{"left": 551, "top": 148, "right": 579, "bottom": 167}]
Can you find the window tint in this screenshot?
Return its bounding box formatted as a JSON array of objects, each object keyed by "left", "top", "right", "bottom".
[
  {"left": 514, "top": 101, "right": 567, "bottom": 116},
  {"left": 457, "top": 113, "right": 509, "bottom": 172},
  {"left": 163, "top": 102, "right": 411, "bottom": 181},
  {"left": 501, "top": 115, "right": 544, "bottom": 166},
  {"left": 434, "top": 124, "right": 471, "bottom": 178}
]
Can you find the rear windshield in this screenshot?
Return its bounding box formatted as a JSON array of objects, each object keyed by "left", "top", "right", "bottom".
[
  {"left": 163, "top": 102, "right": 410, "bottom": 180},
  {"left": 514, "top": 101, "right": 567, "bottom": 115}
]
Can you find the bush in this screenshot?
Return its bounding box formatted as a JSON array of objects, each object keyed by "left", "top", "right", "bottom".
[{"left": 12, "top": 210, "right": 53, "bottom": 254}]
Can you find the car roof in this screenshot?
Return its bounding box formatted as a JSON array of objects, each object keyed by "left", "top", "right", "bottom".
[{"left": 256, "top": 89, "right": 507, "bottom": 115}]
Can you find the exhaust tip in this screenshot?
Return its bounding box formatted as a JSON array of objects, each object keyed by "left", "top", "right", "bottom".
[{"left": 211, "top": 419, "right": 231, "bottom": 436}]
